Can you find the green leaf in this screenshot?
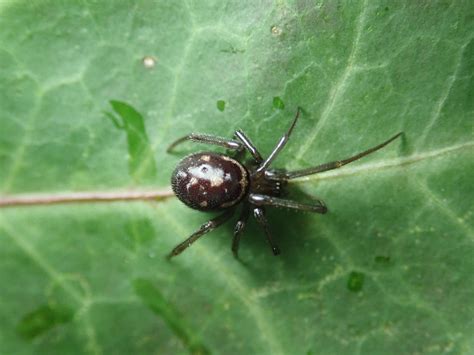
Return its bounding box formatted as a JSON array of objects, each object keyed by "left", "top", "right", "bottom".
[
  {"left": 1, "top": 1, "right": 473, "bottom": 354},
  {"left": 273, "top": 96, "right": 285, "bottom": 110},
  {"left": 105, "top": 100, "right": 157, "bottom": 183},
  {"left": 16, "top": 304, "right": 75, "bottom": 340},
  {"left": 216, "top": 100, "right": 226, "bottom": 112}
]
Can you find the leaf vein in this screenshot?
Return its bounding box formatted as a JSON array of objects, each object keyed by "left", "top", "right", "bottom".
[
  {"left": 294, "top": 0, "right": 369, "bottom": 161},
  {"left": 292, "top": 141, "right": 474, "bottom": 183},
  {"left": 155, "top": 205, "right": 285, "bottom": 355},
  {"left": 0, "top": 216, "right": 84, "bottom": 303},
  {"left": 415, "top": 38, "right": 472, "bottom": 150},
  {"left": 411, "top": 180, "right": 474, "bottom": 239}
]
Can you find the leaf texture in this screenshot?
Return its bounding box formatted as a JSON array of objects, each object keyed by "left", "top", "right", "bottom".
[{"left": 0, "top": 1, "right": 473, "bottom": 354}]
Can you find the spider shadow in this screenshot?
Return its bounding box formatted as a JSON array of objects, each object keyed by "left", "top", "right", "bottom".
[
  {"left": 223, "top": 188, "right": 334, "bottom": 278},
  {"left": 206, "top": 207, "right": 318, "bottom": 266}
]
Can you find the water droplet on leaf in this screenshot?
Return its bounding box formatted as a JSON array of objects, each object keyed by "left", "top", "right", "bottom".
[
  {"left": 142, "top": 56, "right": 156, "bottom": 69},
  {"left": 271, "top": 25, "right": 282, "bottom": 36}
]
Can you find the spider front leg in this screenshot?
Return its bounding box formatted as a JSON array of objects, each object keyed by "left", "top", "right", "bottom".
[
  {"left": 253, "top": 207, "right": 281, "bottom": 255},
  {"left": 284, "top": 132, "right": 402, "bottom": 179},
  {"left": 167, "top": 209, "right": 235, "bottom": 258},
  {"left": 167, "top": 133, "right": 243, "bottom": 153},
  {"left": 249, "top": 194, "right": 327, "bottom": 214},
  {"left": 255, "top": 107, "right": 301, "bottom": 174},
  {"left": 234, "top": 130, "right": 263, "bottom": 163}
]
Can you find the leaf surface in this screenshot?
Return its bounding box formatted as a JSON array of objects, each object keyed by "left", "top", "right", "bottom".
[{"left": 1, "top": 1, "right": 473, "bottom": 354}]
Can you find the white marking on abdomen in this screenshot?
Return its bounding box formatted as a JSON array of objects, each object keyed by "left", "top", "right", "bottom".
[{"left": 188, "top": 164, "right": 224, "bottom": 187}]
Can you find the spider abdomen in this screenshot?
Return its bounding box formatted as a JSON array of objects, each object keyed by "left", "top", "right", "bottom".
[{"left": 171, "top": 152, "right": 249, "bottom": 211}]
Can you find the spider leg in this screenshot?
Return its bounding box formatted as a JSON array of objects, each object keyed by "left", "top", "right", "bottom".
[
  {"left": 234, "top": 130, "right": 263, "bottom": 163},
  {"left": 255, "top": 107, "right": 301, "bottom": 174},
  {"left": 232, "top": 203, "right": 251, "bottom": 258},
  {"left": 167, "top": 133, "right": 243, "bottom": 153},
  {"left": 285, "top": 132, "right": 402, "bottom": 179},
  {"left": 249, "top": 193, "right": 327, "bottom": 214},
  {"left": 167, "top": 209, "right": 235, "bottom": 258},
  {"left": 253, "top": 207, "right": 280, "bottom": 255}
]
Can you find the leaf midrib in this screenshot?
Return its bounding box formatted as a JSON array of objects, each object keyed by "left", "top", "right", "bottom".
[{"left": 292, "top": 141, "right": 473, "bottom": 183}]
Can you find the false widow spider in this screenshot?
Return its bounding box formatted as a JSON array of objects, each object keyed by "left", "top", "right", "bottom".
[{"left": 167, "top": 108, "right": 401, "bottom": 258}]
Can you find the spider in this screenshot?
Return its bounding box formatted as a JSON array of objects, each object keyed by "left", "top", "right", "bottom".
[{"left": 167, "top": 108, "right": 401, "bottom": 258}]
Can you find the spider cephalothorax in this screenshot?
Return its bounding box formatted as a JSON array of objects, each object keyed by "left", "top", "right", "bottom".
[{"left": 167, "top": 108, "right": 401, "bottom": 258}]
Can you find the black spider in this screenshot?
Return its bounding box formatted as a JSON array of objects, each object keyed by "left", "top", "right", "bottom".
[{"left": 167, "top": 108, "right": 401, "bottom": 258}]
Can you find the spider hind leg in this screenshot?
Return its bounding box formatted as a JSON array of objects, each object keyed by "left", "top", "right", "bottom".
[
  {"left": 253, "top": 207, "right": 280, "bottom": 255},
  {"left": 232, "top": 204, "right": 251, "bottom": 258},
  {"left": 167, "top": 209, "right": 235, "bottom": 258}
]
